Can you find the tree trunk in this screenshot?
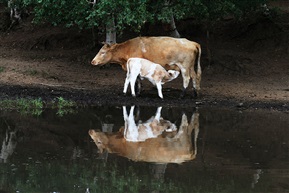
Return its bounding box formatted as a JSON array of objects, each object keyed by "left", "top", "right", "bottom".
[
  {"left": 167, "top": 15, "right": 180, "bottom": 38},
  {"left": 105, "top": 16, "right": 116, "bottom": 44},
  {"left": 206, "top": 29, "right": 212, "bottom": 66},
  {"left": 163, "top": 0, "right": 180, "bottom": 38},
  {"left": 7, "top": 0, "right": 22, "bottom": 31}
]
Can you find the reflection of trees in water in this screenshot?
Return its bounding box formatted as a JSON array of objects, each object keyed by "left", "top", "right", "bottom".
[
  {"left": 0, "top": 155, "right": 182, "bottom": 193},
  {"left": 1, "top": 107, "right": 286, "bottom": 192},
  {"left": 0, "top": 119, "right": 17, "bottom": 163},
  {"left": 150, "top": 163, "right": 167, "bottom": 182}
]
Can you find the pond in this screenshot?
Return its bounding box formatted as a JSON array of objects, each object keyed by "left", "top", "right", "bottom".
[{"left": 0, "top": 105, "right": 288, "bottom": 193}]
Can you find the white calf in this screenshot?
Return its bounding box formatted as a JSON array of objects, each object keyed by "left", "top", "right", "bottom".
[{"left": 123, "top": 58, "right": 179, "bottom": 99}]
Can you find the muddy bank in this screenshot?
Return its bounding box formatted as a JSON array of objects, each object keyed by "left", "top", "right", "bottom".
[
  {"left": 0, "top": 8, "right": 288, "bottom": 112},
  {"left": 0, "top": 84, "right": 288, "bottom": 112}
]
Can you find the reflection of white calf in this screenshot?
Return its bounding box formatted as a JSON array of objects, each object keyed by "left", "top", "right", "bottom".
[
  {"left": 123, "top": 106, "right": 176, "bottom": 142},
  {"left": 0, "top": 130, "right": 17, "bottom": 163},
  {"left": 123, "top": 58, "right": 179, "bottom": 98}
]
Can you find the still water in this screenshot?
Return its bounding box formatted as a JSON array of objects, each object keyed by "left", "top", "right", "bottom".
[{"left": 0, "top": 106, "right": 288, "bottom": 193}]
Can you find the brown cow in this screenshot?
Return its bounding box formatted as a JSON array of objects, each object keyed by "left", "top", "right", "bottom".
[
  {"left": 91, "top": 36, "right": 202, "bottom": 97},
  {"left": 88, "top": 111, "right": 199, "bottom": 164}
]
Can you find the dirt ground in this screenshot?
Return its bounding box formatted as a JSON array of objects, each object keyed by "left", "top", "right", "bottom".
[{"left": 0, "top": 8, "right": 288, "bottom": 111}]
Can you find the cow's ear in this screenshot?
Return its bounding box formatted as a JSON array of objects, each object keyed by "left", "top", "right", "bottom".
[
  {"left": 103, "top": 43, "right": 111, "bottom": 48},
  {"left": 101, "top": 42, "right": 111, "bottom": 48}
]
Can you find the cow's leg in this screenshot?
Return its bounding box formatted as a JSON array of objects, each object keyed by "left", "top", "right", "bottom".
[
  {"left": 190, "top": 68, "right": 198, "bottom": 98},
  {"left": 190, "top": 49, "right": 202, "bottom": 98},
  {"left": 180, "top": 68, "right": 190, "bottom": 98},
  {"left": 155, "top": 82, "right": 163, "bottom": 99}
]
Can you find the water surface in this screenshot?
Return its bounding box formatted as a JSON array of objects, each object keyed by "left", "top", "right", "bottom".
[{"left": 0, "top": 106, "right": 288, "bottom": 193}]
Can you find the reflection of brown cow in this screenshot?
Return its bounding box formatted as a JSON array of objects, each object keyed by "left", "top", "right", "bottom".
[
  {"left": 89, "top": 112, "right": 199, "bottom": 164},
  {"left": 91, "top": 36, "right": 202, "bottom": 97}
]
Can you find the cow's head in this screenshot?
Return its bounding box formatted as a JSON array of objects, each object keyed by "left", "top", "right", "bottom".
[
  {"left": 91, "top": 43, "right": 114, "bottom": 66},
  {"left": 88, "top": 129, "right": 109, "bottom": 153},
  {"left": 163, "top": 70, "right": 180, "bottom": 83}
]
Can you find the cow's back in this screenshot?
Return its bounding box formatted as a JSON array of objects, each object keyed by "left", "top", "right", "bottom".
[{"left": 128, "top": 37, "right": 199, "bottom": 69}]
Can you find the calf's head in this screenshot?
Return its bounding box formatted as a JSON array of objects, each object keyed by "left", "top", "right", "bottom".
[
  {"left": 91, "top": 44, "right": 114, "bottom": 65},
  {"left": 162, "top": 70, "right": 180, "bottom": 83}
]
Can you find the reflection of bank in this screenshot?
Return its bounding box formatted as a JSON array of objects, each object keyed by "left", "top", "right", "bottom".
[
  {"left": 0, "top": 122, "right": 17, "bottom": 163},
  {"left": 89, "top": 106, "right": 199, "bottom": 164}
]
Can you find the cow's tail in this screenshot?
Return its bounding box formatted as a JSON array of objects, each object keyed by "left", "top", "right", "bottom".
[{"left": 196, "top": 44, "right": 202, "bottom": 91}]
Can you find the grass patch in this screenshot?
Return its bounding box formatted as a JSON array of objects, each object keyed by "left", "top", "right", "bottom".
[
  {"left": 0, "top": 66, "right": 5, "bottom": 73},
  {"left": 25, "top": 69, "right": 38, "bottom": 76},
  {"left": 0, "top": 97, "right": 76, "bottom": 116},
  {"left": 52, "top": 97, "right": 76, "bottom": 116}
]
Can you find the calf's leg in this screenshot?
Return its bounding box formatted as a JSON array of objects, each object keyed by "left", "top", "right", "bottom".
[
  {"left": 123, "top": 72, "right": 130, "bottom": 94},
  {"left": 129, "top": 74, "right": 139, "bottom": 97},
  {"left": 135, "top": 76, "right": 142, "bottom": 96},
  {"left": 155, "top": 82, "right": 163, "bottom": 99}
]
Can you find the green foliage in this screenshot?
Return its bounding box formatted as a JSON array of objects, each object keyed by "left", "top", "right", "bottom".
[
  {"left": 0, "top": 97, "right": 76, "bottom": 116},
  {"left": 0, "top": 159, "right": 182, "bottom": 193},
  {"left": 53, "top": 97, "right": 76, "bottom": 117},
  {"left": 2, "top": 0, "right": 269, "bottom": 33},
  {"left": 0, "top": 98, "right": 43, "bottom": 116}
]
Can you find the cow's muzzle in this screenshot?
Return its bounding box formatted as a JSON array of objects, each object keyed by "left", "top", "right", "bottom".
[{"left": 91, "top": 60, "right": 97, "bottom": 65}]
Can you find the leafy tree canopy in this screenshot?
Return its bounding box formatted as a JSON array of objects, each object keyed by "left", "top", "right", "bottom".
[{"left": 1, "top": 0, "right": 269, "bottom": 32}]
